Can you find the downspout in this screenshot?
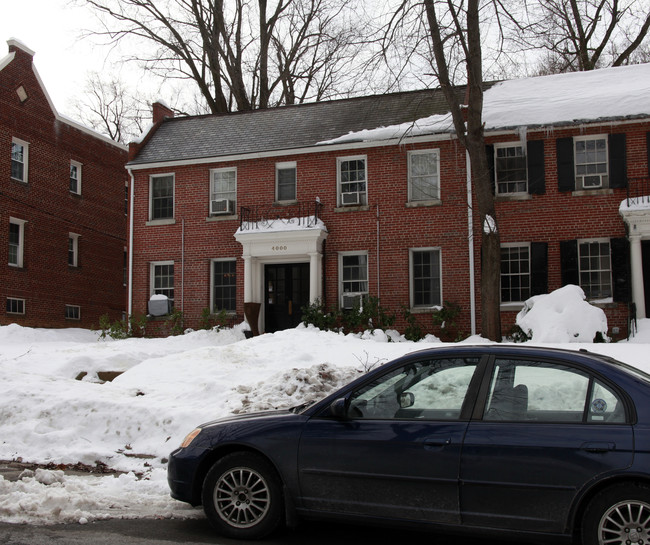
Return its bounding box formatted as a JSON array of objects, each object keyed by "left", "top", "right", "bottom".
[
  {"left": 127, "top": 169, "right": 135, "bottom": 320},
  {"left": 466, "top": 150, "right": 477, "bottom": 336},
  {"left": 376, "top": 204, "right": 380, "bottom": 302}
]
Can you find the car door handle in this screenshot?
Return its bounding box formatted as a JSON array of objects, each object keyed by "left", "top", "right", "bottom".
[
  {"left": 424, "top": 438, "right": 452, "bottom": 449},
  {"left": 581, "top": 442, "right": 615, "bottom": 453}
]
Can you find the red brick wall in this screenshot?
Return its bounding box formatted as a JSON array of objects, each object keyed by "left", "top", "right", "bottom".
[
  {"left": 130, "top": 118, "right": 647, "bottom": 340},
  {"left": 1, "top": 43, "right": 128, "bottom": 329}
]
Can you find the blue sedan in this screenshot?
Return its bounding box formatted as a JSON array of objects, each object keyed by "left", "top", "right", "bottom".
[{"left": 168, "top": 345, "right": 650, "bottom": 544}]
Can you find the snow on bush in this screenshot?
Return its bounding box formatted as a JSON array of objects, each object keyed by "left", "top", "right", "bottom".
[{"left": 516, "top": 285, "right": 608, "bottom": 343}]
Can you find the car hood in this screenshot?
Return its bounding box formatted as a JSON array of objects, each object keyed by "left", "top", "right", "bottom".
[{"left": 199, "top": 408, "right": 295, "bottom": 430}]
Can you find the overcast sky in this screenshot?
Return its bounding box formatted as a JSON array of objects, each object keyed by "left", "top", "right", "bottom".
[{"left": 1, "top": 0, "right": 119, "bottom": 117}]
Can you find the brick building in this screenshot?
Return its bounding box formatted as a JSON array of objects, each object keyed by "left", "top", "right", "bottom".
[
  {"left": 1, "top": 39, "right": 128, "bottom": 328},
  {"left": 126, "top": 64, "right": 650, "bottom": 339}
]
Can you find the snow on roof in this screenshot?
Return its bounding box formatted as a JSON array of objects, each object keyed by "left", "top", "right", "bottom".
[{"left": 321, "top": 63, "right": 650, "bottom": 145}]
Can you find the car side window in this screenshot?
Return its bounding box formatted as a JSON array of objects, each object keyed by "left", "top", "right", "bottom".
[
  {"left": 484, "top": 359, "right": 626, "bottom": 423},
  {"left": 347, "top": 357, "right": 479, "bottom": 420}
]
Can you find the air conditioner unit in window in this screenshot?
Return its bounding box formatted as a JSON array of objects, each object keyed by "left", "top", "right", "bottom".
[
  {"left": 341, "top": 192, "right": 361, "bottom": 205},
  {"left": 211, "top": 199, "right": 233, "bottom": 215}
]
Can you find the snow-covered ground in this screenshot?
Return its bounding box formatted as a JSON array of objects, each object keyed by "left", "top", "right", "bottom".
[{"left": 1, "top": 287, "right": 650, "bottom": 525}]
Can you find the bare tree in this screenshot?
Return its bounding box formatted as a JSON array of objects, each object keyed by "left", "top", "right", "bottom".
[
  {"left": 382, "top": 0, "right": 507, "bottom": 341},
  {"left": 79, "top": 0, "right": 365, "bottom": 113},
  {"left": 71, "top": 73, "right": 150, "bottom": 144},
  {"left": 511, "top": 0, "right": 650, "bottom": 73}
]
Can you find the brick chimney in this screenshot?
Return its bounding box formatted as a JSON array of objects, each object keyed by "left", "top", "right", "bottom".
[{"left": 152, "top": 101, "right": 174, "bottom": 124}]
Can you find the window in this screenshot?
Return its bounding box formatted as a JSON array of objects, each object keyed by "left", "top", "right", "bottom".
[
  {"left": 494, "top": 143, "right": 527, "bottom": 194},
  {"left": 210, "top": 168, "right": 236, "bottom": 215},
  {"left": 410, "top": 249, "right": 441, "bottom": 308},
  {"left": 70, "top": 161, "right": 82, "bottom": 194},
  {"left": 575, "top": 136, "right": 608, "bottom": 189},
  {"left": 65, "top": 305, "right": 80, "bottom": 320},
  {"left": 150, "top": 174, "right": 174, "bottom": 220},
  {"left": 68, "top": 233, "right": 80, "bottom": 267},
  {"left": 124, "top": 182, "right": 129, "bottom": 215},
  {"left": 212, "top": 259, "right": 237, "bottom": 312},
  {"left": 579, "top": 239, "right": 612, "bottom": 299},
  {"left": 408, "top": 150, "right": 440, "bottom": 202},
  {"left": 8, "top": 218, "right": 25, "bottom": 267},
  {"left": 338, "top": 157, "right": 367, "bottom": 206},
  {"left": 6, "top": 297, "right": 25, "bottom": 315},
  {"left": 340, "top": 253, "right": 368, "bottom": 309},
  {"left": 11, "top": 138, "right": 28, "bottom": 182},
  {"left": 276, "top": 162, "right": 297, "bottom": 202},
  {"left": 501, "top": 244, "right": 530, "bottom": 303},
  {"left": 483, "top": 358, "right": 625, "bottom": 423},
  {"left": 123, "top": 248, "right": 128, "bottom": 286},
  {"left": 347, "top": 357, "right": 479, "bottom": 420},
  {"left": 151, "top": 261, "right": 174, "bottom": 304}
]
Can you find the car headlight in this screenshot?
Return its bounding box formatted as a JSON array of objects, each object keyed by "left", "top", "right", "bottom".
[{"left": 180, "top": 428, "right": 201, "bottom": 448}]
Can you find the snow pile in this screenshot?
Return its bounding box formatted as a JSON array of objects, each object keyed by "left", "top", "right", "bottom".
[
  {"left": 516, "top": 285, "right": 608, "bottom": 343},
  {"left": 0, "top": 289, "right": 649, "bottom": 526}
]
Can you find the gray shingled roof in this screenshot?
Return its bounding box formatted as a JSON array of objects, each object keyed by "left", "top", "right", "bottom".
[{"left": 128, "top": 87, "right": 463, "bottom": 166}]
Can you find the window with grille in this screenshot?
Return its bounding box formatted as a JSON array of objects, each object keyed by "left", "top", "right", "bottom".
[
  {"left": 212, "top": 260, "right": 237, "bottom": 312},
  {"left": 338, "top": 157, "right": 367, "bottom": 206},
  {"left": 501, "top": 244, "right": 531, "bottom": 303},
  {"left": 150, "top": 175, "right": 174, "bottom": 220},
  {"left": 495, "top": 144, "right": 527, "bottom": 194},
  {"left": 578, "top": 240, "right": 612, "bottom": 299},
  {"left": 151, "top": 262, "right": 174, "bottom": 304},
  {"left": 410, "top": 249, "right": 442, "bottom": 308},
  {"left": 408, "top": 150, "right": 440, "bottom": 202}
]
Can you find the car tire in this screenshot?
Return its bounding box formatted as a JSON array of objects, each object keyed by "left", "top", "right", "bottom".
[
  {"left": 581, "top": 482, "right": 650, "bottom": 545},
  {"left": 202, "top": 452, "right": 284, "bottom": 539}
]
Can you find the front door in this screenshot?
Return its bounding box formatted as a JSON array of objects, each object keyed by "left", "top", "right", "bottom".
[{"left": 265, "top": 263, "right": 310, "bottom": 333}]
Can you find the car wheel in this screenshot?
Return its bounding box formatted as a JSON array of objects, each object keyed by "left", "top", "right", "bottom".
[
  {"left": 582, "top": 482, "right": 650, "bottom": 545},
  {"left": 202, "top": 452, "right": 284, "bottom": 539}
]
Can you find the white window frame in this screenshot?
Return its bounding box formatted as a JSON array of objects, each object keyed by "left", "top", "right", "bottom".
[
  {"left": 500, "top": 242, "right": 531, "bottom": 304},
  {"left": 337, "top": 156, "right": 367, "bottom": 207},
  {"left": 578, "top": 238, "right": 613, "bottom": 301},
  {"left": 574, "top": 135, "right": 609, "bottom": 190},
  {"left": 210, "top": 167, "right": 237, "bottom": 215},
  {"left": 211, "top": 258, "right": 237, "bottom": 313},
  {"left": 339, "top": 251, "right": 369, "bottom": 309},
  {"left": 149, "top": 173, "right": 175, "bottom": 221},
  {"left": 6, "top": 297, "right": 25, "bottom": 315},
  {"left": 70, "top": 160, "right": 82, "bottom": 195},
  {"left": 409, "top": 248, "right": 442, "bottom": 310},
  {"left": 408, "top": 149, "right": 440, "bottom": 202},
  {"left": 150, "top": 260, "right": 175, "bottom": 304},
  {"left": 11, "top": 137, "right": 29, "bottom": 183},
  {"left": 8, "top": 217, "right": 26, "bottom": 268},
  {"left": 65, "top": 304, "right": 81, "bottom": 320},
  {"left": 276, "top": 161, "right": 297, "bottom": 203},
  {"left": 494, "top": 142, "right": 528, "bottom": 195},
  {"left": 68, "top": 233, "right": 80, "bottom": 267}
]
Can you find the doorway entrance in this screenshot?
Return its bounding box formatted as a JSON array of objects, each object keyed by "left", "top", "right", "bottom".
[
  {"left": 265, "top": 263, "right": 310, "bottom": 333},
  {"left": 642, "top": 241, "right": 650, "bottom": 315}
]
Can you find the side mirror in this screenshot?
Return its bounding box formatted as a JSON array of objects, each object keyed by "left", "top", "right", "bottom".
[
  {"left": 329, "top": 398, "right": 348, "bottom": 419},
  {"left": 400, "top": 392, "right": 415, "bottom": 409}
]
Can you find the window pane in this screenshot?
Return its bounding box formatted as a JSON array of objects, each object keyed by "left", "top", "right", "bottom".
[
  {"left": 495, "top": 145, "right": 527, "bottom": 194},
  {"left": 151, "top": 176, "right": 174, "bottom": 219},
  {"left": 213, "top": 260, "right": 236, "bottom": 312},
  {"left": 578, "top": 241, "right": 611, "bottom": 299},
  {"left": 575, "top": 137, "right": 608, "bottom": 189},
  {"left": 340, "top": 159, "right": 367, "bottom": 204},
  {"left": 153, "top": 264, "right": 174, "bottom": 303},
  {"left": 412, "top": 250, "right": 441, "bottom": 307},
  {"left": 277, "top": 167, "right": 296, "bottom": 201},
  {"left": 500, "top": 245, "right": 531, "bottom": 303},
  {"left": 9, "top": 223, "right": 20, "bottom": 265},
  {"left": 11, "top": 142, "right": 25, "bottom": 181},
  {"left": 410, "top": 152, "right": 439, "bottom": 201},
  {"left": 348, "top": 357, "right": 479, "bottom": 420}
]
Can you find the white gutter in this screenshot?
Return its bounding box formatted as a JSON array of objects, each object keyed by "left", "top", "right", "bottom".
[
  {"left": 127, "top": 169, "right": 135, "bottom": 319},
  {"left": 466, "top": 150, "right": 476, "bottom": 336}
]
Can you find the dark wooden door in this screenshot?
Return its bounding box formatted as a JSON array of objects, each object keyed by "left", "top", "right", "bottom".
[{"left": 265, "top": 263, "right": 310, "bottom": 332}]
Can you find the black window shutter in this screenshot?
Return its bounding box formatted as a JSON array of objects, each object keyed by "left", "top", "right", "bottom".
[
  {"left": 530, "top": 242, "right": 548, "bottom": 295},
  {"left": 560, "top": 240, "right": 579, "bottom": 286},
  {"left": 527, "top": 140, "right": 545, "bottom": 195},
  {"left": 647, "top": 132, "right": 650, "bottom": 176},
  {"left": 486, "top": 144, "right": 495, "bottom": 194},
  {"left": 557, "top": 137, "right": 575, "bottom": 192},
  {"left": 610, "top": 237, "right": 631, "bottom": 303},
  {"left": 609, "top": 133, "right": 627, "bottom": 189}
]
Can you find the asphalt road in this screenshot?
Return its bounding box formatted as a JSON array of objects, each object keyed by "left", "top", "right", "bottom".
[{"left": 0, "top": 518, "right": 546, "bottom": 545}]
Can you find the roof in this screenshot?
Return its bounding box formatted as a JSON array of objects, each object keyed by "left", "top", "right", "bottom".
[
  {"left": 127, "top": 87, "right": 464, "bottom": 167},
  {"left": 128, "top": 62, "right": 650, "bottom": 167}
]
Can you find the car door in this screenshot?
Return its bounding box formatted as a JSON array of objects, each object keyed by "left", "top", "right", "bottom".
[
  {"left": 297, "top": 355, "right": 483, "bottom": 524},
  {"left": 460, "top": 356, "right": 634, "bottom": 534}
]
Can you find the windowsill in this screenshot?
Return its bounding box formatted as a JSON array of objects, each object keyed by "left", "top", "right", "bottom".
[
  {"left": 334, "top": 205, "right": 370, "bottom": 213},
  {"left": 406, "top": 199, "right": 442, "bottom": 208},
  {"left": 589, "top": 299, "right": 616, "bottom": 308},
  {"left": 8, "top": 263, "right": 24, "bottom": 269},
  {"left": 495, "top": 193, "right": 531, "bottom": 202},
  {"left": 500, "top": 302, "right": 525, "bottom": 311},
  {"left": 69, "top": 191, "right": 82, "bottom": 197},
  {"left": 146, "top": 218, "right": 176, "bottom": 226},
  {"left": 409, "top": 306, "right": 442, "bottom": 314},
  {"left": 572, "top": 188, "right": 613, "bottom": 197},
  {"left": 206, "top": 214, "right": 238, "bottom": 222},
  {"left": 11, "top": 177, "right": 27, "bottom": 185},
  {"left": 273, "top": 200, "right": 298, "bottom": 206}
]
